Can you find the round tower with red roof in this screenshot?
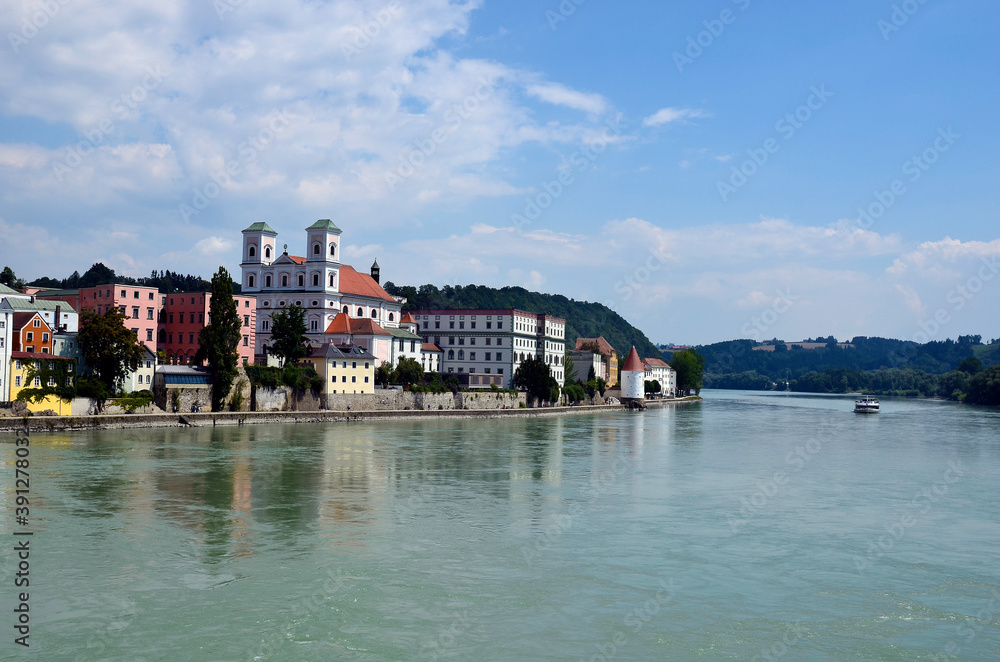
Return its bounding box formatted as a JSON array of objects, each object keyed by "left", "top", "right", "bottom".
[{"left": 620, "top": 346, "right": 645, "bottom": 404}]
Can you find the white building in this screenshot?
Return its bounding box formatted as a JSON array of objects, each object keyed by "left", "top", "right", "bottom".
[
  {"left": 642, "top": 357, "right": 676, "bottom": 397},
  {"left": 620, "top": 346, "right": 645, "bottom": 401},
  {"left": 240, "top": 220, "right": 403, "bottom": 361},
  {"left": 125, "top": 346, "right": 157, "bottom": 392},
  {"left": 387, "top": 313, "right": 424, "bottom": 368},
  {"left": 409, "top": 309, "right": 565, "bottom": 389}
]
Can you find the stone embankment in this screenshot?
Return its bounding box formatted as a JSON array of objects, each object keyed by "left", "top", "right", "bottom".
[{"left": 0, "top": 397, "right": 701, "bottom": 433}]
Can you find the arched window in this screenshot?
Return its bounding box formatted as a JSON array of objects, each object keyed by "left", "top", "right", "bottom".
[
  {"left": 388, "top": 313, "right": 394, "bottom": 322},
  {"left": 448, "top": 350, "right": 455, "bottom": 360},
  {"left": 329, "top": 273, "right": 335, "bottom": 287},
  {"left": 281, "top": 275, "right": 288, "bottom": 287},
  {"left": 329, "top": 244, "right": 336, "bottom": 257},
  {"left": 312, "top": 274, "right": 319, "bottom": 287},
  {"left": 248, "top": 275, "right": 255, "bottom": 288},
  {"left": 264, "top": 275, "right": 272, "bottom": 288},
  {"left": 357, "top": 307, "right": 363, "bottom": 317},
  {"left": 342, "top": 306, "right": 349, "bottom": 314},
  {"left": 297, "top": 274, "right": 304, "bottom": 287},
  {"left": 371, "top": 310, "right": 377, "bottom": 319},
  {"left": 264, "top": 246, "right": 271, "bottom": 259},
  {"left": 313, "top": 244, "right": 320, "bottom": 256},
  {"left": 248, "top": 245, "right": 256, "bottom": 258},
  {"left": 458, "top": 350, "right": 465, "bottom": 360}
]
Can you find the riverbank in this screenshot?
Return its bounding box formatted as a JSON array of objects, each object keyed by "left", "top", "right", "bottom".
[{"left": 0, "top": 396, "right": 703, "bottom": 433}]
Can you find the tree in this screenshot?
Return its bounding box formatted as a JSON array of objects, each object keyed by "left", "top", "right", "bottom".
[
  {"left": 584, "top": 379, "right": 598, "bottom": 401},
  {"left": 78, "top": 308, "right": 146, "bottom": 394},
  {"left": 965, "top": 365, "right": 1000, "bottom": 406},
  {"left": 956, "top": 356, "right": 983, "bottom": 375},
  {"left": 596, "top": 377, "right": 607, "bottom": 397},
  {"left": 194, "top": 267, "right": 243, "bottom": 411},
  {"left": 393, "top": 358, "right": 424, "bottom": 387},
  {"left": 672, "top": 348, "right": 706, "bottom": 395},
  {"left": 375, "top": 361, "right": 393, "bottom": 388},
  {"left": 644, "top": 379, "right": 661, "bottom": 395},
  {"left": 269, "top": 304, "right": 308, "bottom": 366},
  {"left": 513, "top": 356, "right": 552, "bottom": 405},
  {"left": 1, "top": 266, "right": 25, "bottom": 290},
  {"left": 587, "top": 364, "right": 596, "bottom": 382}
]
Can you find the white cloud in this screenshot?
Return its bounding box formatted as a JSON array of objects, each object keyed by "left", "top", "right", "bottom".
[
  {"left": 525, "top": 82, "right": 608, "bottom": 115},
  {"left": 641, "top": 107, "right": 704, "bottom": 127}
]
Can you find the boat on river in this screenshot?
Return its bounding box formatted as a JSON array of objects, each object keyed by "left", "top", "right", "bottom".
[{"left": 854, "top": 395, "right": 880, "bottom": 413}]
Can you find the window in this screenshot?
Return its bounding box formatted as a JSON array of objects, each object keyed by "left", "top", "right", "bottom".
[
  {"left": 26, "top": 332, "right": 33, "bottom": 341},
  {"left": 119, "top": 306, "right": 126, "bottom": 315},
  {"left": 498, "top": 321, "right": 503, "bottom": 329},
  {"left": 147, "top": 307, "right": 154, "bottom": 320},
  {"left": 485, "top": 368, "right": 491, "bottom": 374},
  {"left": 249, "top": 245, "right": 256, "bottom": 258},
  {"left": 33, "top": 319, "right": 40, "bottom": 328},
  {"left": 364, "top": 376, "right": 369, "bottom": 383},
  {"left": 15, "top": 376, "right": 21, "bottom": 387},
  {"left": 411, "top": 340, "right": 416, "bottom": 352},
  {"left": 132, "top": 306, "right": 139, "bottom": 318},
  {"left": 149, "top": 292, "right": 154, "bottom": 300},
  {"left": 470, "top": 338, "right": 476, "bottom": 345},
  {"left": 298, "top": 274, "right": 304, "bottom": 287},
  {"left": 313, "top": 243, "right": 320, "bottom": 256},
  {"left": 496, "top": 353, "right": 502, "bottom": 361},
  {"left": 265, "top": 275, "right": 272, "bottom": 287},
  {"left": 471, "top": 322, "right": 476, "bottom": 329},
  {"left": 310, "top": 320, "right": 318, "bottom": 331},
  {"left": 146, "top": 374, "right": 151, "bottom": 384},
  {"left": 496, "top": 338, "right": 502, "bottom": 345},
  {"left": 146, "top": 329, "right": 153, "bottom": 341},
  {"left": 448, "top": 337, "right": 455, "bottom": 345},
  {"left": 342, "top": 306, "right": 349, "bottom": 314},
  {"left": 357, "top": 307, "right": 363, "bottom": 316},
  {"left": 248, "top": 275, "right": 255, "bottom": 288},
  {"left": 448, "top": 350, "right": 455, "bottom": 360},
  {"left": 389, "top": 313, "right": 394, "bottom": 322},
  {"left": 450, "top": 322, "right": 455, "bottom": 329},
  {"left": 243, "top": 335, "right": 249, "bottom": 347},
  {"left": 121, "top": 289, "right": 126, "bottom": 297},
  {"left": 365, "top": 362, "right": 369, "bottom": 369},
  {"left": 168, "top": 333, "right": 173, "bottom": 343},
  {"left": 470, "top": 352, "right": 476, "bottom": 361},
  {"left": 342, "top": 376, "right": 347, "bottom": 382},
  {"left": 352, "top": 375, "right": 357, "bottom": 383},
  {"left": 262, "top": 321, "right": 269, "bottom": 331},
  {"left": 265, "top": 246, "right": 271, "bottom": 259},
  {"left": 498, "top": 368, "right": 504, "bottom": 375},
  {"left": 435, "top": 322, "right": 440, "bottom": 329},
  {"left": 330, "top": 244, "right": 336, "bottom": 256},
  {"left": 458, "top": 338, "right": 464, "bottom": 345},
  {"left": 133, "top": 291, "right": 139, "bottom": 299},
  {"left": 423, "top": 321, "right": 428, "bottom": 329},
  {"left": 34, "top": 377, "right": 41, "bottom": 387},
  {"left": 486, "top": 353, "right": 492, "bottom": 361},
  {"left": 312, "top": 274, "right": 319, "bottom": 286},
  {"left": 48, "top": 376, "right": 55, "bottom": 387},
  {"left": 486, "top": 338, "right": 491, "bottom": 346},
  {"left": 459, "top": 322, "right": 465, "bottom": 329},
  {"left": 458, "top": 350, "right": 465, "bottom": 360},
  {"left": 371, "top": 310, "right": 377, "bottom": 319},
  {"left": 487, "top": 322, "right": 492, "bottom": 329},
  {"left": 281, "top": 275, "right": 288, "bottom": 287}
]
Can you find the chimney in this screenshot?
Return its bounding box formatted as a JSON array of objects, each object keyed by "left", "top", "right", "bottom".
[
  {"left": 55, "top": 305, "right": 61, "bottom": 331},
  {"left": 370, "top": 258, "right": 380, "bottom": 285}
]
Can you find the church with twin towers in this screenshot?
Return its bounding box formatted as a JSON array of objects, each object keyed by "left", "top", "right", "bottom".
[{"left": 240, "top": 220, "right": 406, "bottom": 362}]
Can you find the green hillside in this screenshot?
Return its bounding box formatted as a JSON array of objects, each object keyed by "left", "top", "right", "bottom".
[{"left": 383, "top": 282, "right": 660, "bottom": 358}]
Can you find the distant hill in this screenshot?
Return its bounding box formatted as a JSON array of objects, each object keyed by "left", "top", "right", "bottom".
[
  {"left": 382, "top": 282, "right": 660, "bottom": 358},
  {"left": 698, "top": 335, "right": 995, "bottom": 388}
]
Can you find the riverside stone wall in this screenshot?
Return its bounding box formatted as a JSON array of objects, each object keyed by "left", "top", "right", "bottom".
[{"left": 321, "top": 390, "right": 524, "bottom": 412}]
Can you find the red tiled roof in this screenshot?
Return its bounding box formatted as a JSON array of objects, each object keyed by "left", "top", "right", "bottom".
[
  {"left": 324, "top": 313, "right": 391, "bottom": 336},
  {"left": 11, "top": 312, "right": 45, "bottom": 331},
  {"left": 576, "top": 336, "right": 615, "bottom": 356},
  {"left": 339, "top": 265, "right": 396, "bottom": 302},
  {"left": 622, "top": 346, "right": 644, "bottom": 372},
  {"left": 401, "top": 312, "right": 418, "bottom": 325},
  {"left": 421, "top": 343, "right": 442, "bottom": 352},
  {"left": 12, "top": 352, "right": 71, "bottom": 360},
  {"left": 288, "top": 255, "right": 307, "bottom": 265},
  {"left": 643, "top": 358, "right": 671, "bottom": 368}
]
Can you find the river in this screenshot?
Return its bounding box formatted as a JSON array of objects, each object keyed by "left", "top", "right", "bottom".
[{"left": 2, "top": 390, "right": 999, "bottom": 660}]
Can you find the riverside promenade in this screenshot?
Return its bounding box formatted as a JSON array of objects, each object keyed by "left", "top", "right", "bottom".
[{"left": 0, "top": 397, "right": 701, "bottom": 433}]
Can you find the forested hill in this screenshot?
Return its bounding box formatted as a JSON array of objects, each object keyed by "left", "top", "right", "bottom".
[
  {"left": 383, "top": 282, "right": 660, "bottom": 358},
  {"left": 699, "top": 335, "right": 996, "bottom": 385}
]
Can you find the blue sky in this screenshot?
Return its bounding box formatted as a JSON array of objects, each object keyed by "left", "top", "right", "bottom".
[{"left": 1, "top": 0, "right": 997, "bottom": 344}]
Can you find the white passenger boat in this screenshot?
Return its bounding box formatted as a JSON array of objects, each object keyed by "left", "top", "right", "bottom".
[{"left": 854, "top": 395, "right": 880, "bottom": 413}]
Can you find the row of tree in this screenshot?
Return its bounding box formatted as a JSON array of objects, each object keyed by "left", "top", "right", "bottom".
[{"left": 5, "top": 262, "right": 219, "bottom": 294}]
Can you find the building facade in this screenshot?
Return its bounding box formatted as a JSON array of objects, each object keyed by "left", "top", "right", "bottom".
[
  {"left": 575, "top": 336, "right": 619, "bottom": 387},
  {"left": 642, "top": 357, "right": 677, "bottom": 397},
  {"left": 157, "top": 292, "right": 257, "bottom": 365},
  {"left": 303, "top": 343, "right": 376, "bottom": 396},
  {"left": 409, "top": 309, "right": 566, "bottom": 388},
  {"left": 239, "top": 220, "right": 403, "bottom": 360}
]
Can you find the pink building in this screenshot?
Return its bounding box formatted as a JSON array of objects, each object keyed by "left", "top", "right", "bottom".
[{"left": 39, "top": 284, "right": 162, "bottom": 351}]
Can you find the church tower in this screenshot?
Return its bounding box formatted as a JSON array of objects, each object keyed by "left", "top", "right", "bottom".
[
  {"left": 304, "top": 219, "right": 342, "bottom": 293},
  {"left": 241, "top": 222, "right": 277, "bottom": 292}
]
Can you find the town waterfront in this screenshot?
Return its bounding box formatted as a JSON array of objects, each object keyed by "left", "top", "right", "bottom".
[{"left": 3, "top": 391, "right": 999, "bottom": 660}]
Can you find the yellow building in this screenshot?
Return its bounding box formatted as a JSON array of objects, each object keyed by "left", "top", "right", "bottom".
[
  {"left": 9, "top": 353, "right": 76, "bottom": 415},
  {"left": 303, "top": 343, "right": 376, "bottom": 396}
]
